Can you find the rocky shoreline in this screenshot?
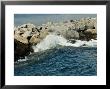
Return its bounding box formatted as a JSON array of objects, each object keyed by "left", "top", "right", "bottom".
[{"left": 14, "top": 17, "right": 97, "bottom": 61}]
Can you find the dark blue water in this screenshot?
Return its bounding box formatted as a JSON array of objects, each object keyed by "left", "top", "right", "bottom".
[{"left": 14, "top": 46, "right": 97, "bottom": 76}]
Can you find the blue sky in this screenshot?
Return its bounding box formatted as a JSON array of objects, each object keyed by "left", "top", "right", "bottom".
[{"left": 14, "top": 14, "right": 96, "bottom": 26}]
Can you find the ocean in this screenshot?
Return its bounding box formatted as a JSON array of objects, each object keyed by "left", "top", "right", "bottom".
[
  {"left": 14, "top": 14, "right": 96, "bottom": 27},
  {"left": 14, "top": 35, "right": 97, "bottom": 76}
]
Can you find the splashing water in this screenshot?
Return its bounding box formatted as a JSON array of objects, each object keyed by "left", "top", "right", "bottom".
[{"left": 32, "top": 34, "right": 97, "bottom": 52}]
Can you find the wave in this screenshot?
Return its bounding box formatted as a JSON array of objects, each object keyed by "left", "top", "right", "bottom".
[{"left": 32, "top": 34, "right": 97, "bottom": 52}]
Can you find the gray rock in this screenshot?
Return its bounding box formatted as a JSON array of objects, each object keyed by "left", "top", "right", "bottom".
[{"left": 65, "top": 30, "right": 79, "bottom": 39}]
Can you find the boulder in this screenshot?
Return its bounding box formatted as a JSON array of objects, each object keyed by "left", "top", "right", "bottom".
[
  {"left": 39, "top": 29, "right": 49, "bottom": 39},
  {"left": 79, "top": 29, "right": 97, "bottom": 41},
  {"left": 14, "top": 39, "right": 33, "bottom": 61},
  {"left": 84, "top": 29, "right": 96, "bottom": 34},
  {"left": 79, "top": 32, "right": 87, "bottom": 41},
  {"left": 84, "top": 29, "right": 97, "bottom": 40},
  {"left": 14, "top": 23, "right": 38, "bottom": 61},
  {"left": 45, "top": 24, "right": 79, "bottom": 39},
  {"left": 14, "top": 33, "right": 28, "bottom": 44},
  {"left": 29, "top": 34, "right": 41, "bottom": 45},
  {"left": 65, "top": 29, "right": 79, "bottom": 39}
]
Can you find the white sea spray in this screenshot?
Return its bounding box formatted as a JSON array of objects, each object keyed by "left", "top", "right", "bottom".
[{"left": 32, "top": 34, "right": 97, "bottom": 52}]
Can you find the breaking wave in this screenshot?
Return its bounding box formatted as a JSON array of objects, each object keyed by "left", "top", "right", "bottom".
[{"left": 32, "top": 34, "right": 97, "bottom": 52}]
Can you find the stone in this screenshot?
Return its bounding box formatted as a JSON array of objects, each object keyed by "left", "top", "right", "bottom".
[
  {"left": 14, "top": 34, "right": 28, "bottom": 44},
  {"left": 39, "top": 29, "right": 49, "bottom": 39},
  {"left": 84, "top": 29, "right": 96, "bottom": 34},
  {"left": 80, "top": 29, "right": 97, "bottom": 41},
  {"left": 14, "top": 39, "right": 33, "bottom": 61},
  {"left": 29, "top": 34, "right": 41, "bottom": 45},
  {"left": 65, "top": 29, "right": 79, "bottom": 39}
]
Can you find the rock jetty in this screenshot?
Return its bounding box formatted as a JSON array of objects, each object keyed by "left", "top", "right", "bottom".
[{"left": 14, "top": 17, "right": 97, "bottom": 61}]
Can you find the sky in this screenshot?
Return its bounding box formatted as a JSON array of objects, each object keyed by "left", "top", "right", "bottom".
[{"left": 14, "top": 14, "right": 96, "bottom": 26}]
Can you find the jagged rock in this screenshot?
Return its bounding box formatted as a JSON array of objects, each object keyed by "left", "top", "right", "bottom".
[
  {"left": 79, "top": 29, "right": 97, "bottom": 41},
  {"left": 65, "top": 29, "right": 79, "bottom": 39},
  {"left": 46, "top": 25, "right": 79, "bottom": 39},
  {"left": 39, "top": 29, "right": 49, "bottom": 39},
  {"left": 79, "top": 32, "right": 87, "bottom": 41},
  {"left": 69, "top": 18, "right": 96, "bottom": 30},
  {"left": 84, "top": 29, "right": 96, "bottom": 34},
  {"left": 14, "top": 23, "right": 39, "bottom": 61},
  {"left": 84, "top": 29, "right": 97, "bottom": 41},
  {"left": 14, "top": 39, "right": 33, "bottom": 61},
  {"left": 14, "top": 34, "right": 28, "bottom": 44},
  {"left": 43, "top": 17, "right": 96, "bottom": 40},
  {"left": 14, "top": 23, "right": 50, "bottom": 61},
  {"left": 29, "top": 34, "right": 41, "bottom": 45}
]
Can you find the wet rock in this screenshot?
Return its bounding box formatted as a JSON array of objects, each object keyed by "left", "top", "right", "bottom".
[
  {"left": 14, "top": 23, "right": 39, "bottom": 61},
  {"left": 84, "top": 29, "right": 96, "bottom": 34},
  {"left": 79, "top": 29, "right": 97, "bottom": 41},
  {"left": 29, "top": 34, "right": 41, "bottom": 45},
  {"left": 83, "top": 29, "right": 97, "bottom": 41},
  {"left": 65, "top": 29, "right": 79, "bottom": 39},
  {"left": 14, "top": 39, "right": 33, "bottom": 61}
]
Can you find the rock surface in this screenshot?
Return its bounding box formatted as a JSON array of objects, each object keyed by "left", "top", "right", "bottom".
[
  {"left": 14, "top": 18, "right": 97, "bottom": 61},
  {"left": 14, "top": 23, "right": 48, "bottom": 61},
  {"left": 14, "top": 39, "right": 33, "bottom": 61}
]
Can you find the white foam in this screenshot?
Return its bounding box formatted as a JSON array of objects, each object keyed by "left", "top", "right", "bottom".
[
  {"left": 17, "top": 56, "right": 29, "bottom": 62},
  {"left": 32, "top": 34, "right": 67, "bottom": 52},
  {"left": 32, "top": 34, "right": 97, "bottom": 52}
]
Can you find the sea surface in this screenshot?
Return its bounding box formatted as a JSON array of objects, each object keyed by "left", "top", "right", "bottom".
[
  {"left": 14, "top": 47, "right": 97, "bottom": 76},
  {"left": 14, "top": 14, "right": 96, "bottom": 26}
]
